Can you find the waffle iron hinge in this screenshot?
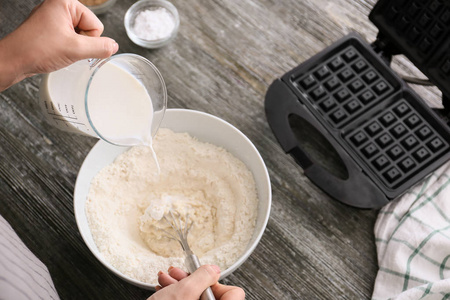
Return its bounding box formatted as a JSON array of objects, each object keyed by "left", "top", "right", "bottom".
[
  {"left": 370, "top": 33, "right": 450, "bottom": 125},
  {"left": 369, "top": 33, "right": 397, "bottom": 67}
]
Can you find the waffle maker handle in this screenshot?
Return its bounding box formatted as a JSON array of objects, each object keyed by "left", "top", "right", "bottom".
[{"left": 265, "top": 79, "right": 389, "bottom": 208}]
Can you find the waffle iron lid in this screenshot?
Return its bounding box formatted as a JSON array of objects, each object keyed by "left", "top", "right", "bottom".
[{"left": 369, "top": 0, "right": 450, "bottom": 107}]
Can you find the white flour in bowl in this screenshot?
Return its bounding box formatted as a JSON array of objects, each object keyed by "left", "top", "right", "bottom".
[{"left": 85, "top": 128, "right": 258, "bottom": 284}]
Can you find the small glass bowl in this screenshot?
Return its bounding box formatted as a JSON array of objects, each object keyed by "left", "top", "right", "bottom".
[
  {"left": 80, "top": 0, "right": 117, "bottom": 15},
  {"left": 124, "top": 0, "right": 180, "bottom": 49}
]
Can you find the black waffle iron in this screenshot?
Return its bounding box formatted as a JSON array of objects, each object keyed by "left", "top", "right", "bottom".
[{"left": 265, "top": 0, "right": 450, "bottom": 208}]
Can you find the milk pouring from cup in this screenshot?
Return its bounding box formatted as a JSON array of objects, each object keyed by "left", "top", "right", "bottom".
[{"left": 38, "top": 54, "right": 167, "bottom": 146}]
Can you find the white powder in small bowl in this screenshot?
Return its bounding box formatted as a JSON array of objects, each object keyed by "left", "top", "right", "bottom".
[
  {"left": 132, "top": 8, "right": 176, "bottom": 40},
  {"left": 85, "top": 129, "right": 258, "bottom": 284}
]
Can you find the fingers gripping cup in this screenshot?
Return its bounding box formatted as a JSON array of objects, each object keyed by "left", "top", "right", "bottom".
[{"left": 39, "top": 54, "right": 167, "bottom": 146}]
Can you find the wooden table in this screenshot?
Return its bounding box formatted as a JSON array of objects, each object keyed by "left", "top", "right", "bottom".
[{"left": 0, "top": 0, "right": 443, "bottom": 299}]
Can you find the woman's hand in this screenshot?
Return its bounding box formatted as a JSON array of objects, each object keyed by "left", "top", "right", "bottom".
[
  {"left": 148, "top": 265, "right": 245, "bottom": 300},
  {"left": 0, "top": 0, "right": 118, "bottom": 91}
]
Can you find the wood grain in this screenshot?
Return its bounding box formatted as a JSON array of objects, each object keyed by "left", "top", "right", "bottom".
[{"left": 0, "top": 0, "right": 444, "bottom": 299}]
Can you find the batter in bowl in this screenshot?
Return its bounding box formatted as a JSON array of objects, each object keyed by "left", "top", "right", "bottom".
[{"left": 85, "top": 128, "right": 258, "bottom": 284}]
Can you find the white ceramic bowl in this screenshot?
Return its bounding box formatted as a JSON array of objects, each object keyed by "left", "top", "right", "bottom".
[{"left": 74, "top": 109, "right": 272, "bottom": 290}]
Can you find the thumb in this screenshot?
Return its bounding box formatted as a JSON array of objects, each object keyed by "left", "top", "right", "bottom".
[
  {"left": 181, "top": 265, "right": 220, "bottom": 295},
  {"left": 72, "top": 35, "right": 119, "bottom": 60}
]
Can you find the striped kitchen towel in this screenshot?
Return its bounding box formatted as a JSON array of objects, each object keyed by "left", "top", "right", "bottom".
[{"left": 372, "top": 161, "right": 450, "bottom": 300}]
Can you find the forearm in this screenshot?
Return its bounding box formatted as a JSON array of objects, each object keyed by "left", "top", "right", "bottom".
[
  {"left": 0, "top": 35, "right": 29, "bottom": 92},
  {"left": 0, "top": 0, "right": 118, "bottom": 92}
]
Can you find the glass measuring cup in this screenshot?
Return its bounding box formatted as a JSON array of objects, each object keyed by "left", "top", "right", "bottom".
[{"left": 38, "top": 53, "right": 167, "bottom": 146}]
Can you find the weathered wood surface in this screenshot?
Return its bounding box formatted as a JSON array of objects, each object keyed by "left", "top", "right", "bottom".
[{"left": 0, "top": 0, "right": 443, "bottom": 299}]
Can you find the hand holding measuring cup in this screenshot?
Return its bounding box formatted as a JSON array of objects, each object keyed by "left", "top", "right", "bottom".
[
  {"left": 0, "top": 0, "right": 118, "bottom": 92},
  {"left": 1, "top": 0, "right": 166, "bottom": 146}
]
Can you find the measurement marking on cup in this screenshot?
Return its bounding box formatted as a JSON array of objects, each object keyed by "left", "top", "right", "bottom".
[
  {"left": 47, "top": 112, "right": 77, "bottom": 119},
  {"left": 52, "top": 117, "right": 85, "bottom": 126}
]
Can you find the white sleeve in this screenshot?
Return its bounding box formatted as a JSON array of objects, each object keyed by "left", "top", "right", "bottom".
[{"left": 0, "top": 215, "right": 60, "bottom": 300}]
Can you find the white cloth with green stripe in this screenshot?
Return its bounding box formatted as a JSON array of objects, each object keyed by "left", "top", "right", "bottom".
[{"left": 372, "top": 161, "right": 450, "bottom": 300}]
